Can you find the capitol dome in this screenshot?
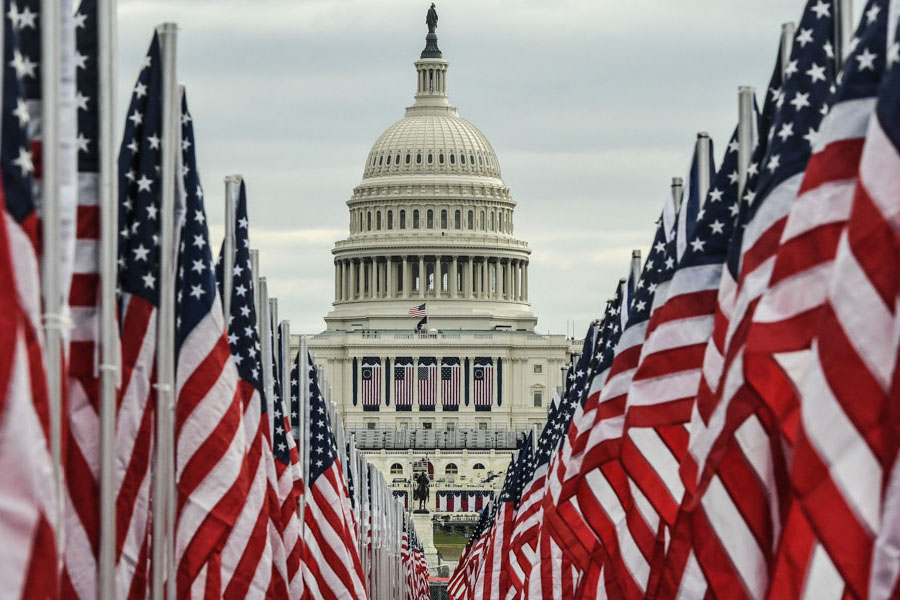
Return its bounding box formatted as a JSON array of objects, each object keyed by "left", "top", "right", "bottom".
[
  {"left": 324, "top": 17, "right": 536, "bottom": 331},
  {"left": 363, "top": 114, "right": 501, "bottom": 180}
]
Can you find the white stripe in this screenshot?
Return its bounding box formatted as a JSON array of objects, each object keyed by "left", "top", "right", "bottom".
[
  {"left": 628, "top": 427, "right": 685, "bottom": 505},
  {"left": 811, "top": 97, "right": 876, "bottom": 152},
  {"left": 702, "top": 475, "right": 767, "bottom": 600},
  {"left": 800, "top": 543, "right": 844, "bottom": 600},
  {"left": 802, "top": 343, "right": 882, "bottom": 534},
  {"left": 675, "top": 551, "right": 708, "bottom": 600}
]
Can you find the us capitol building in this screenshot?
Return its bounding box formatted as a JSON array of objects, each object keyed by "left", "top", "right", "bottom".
[{"left": 305, "top": 9, "right": 574, "bottom": 533}]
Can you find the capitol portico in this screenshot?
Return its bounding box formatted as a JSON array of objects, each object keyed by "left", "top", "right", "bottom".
[{"left": 302, "top": 11, "right": 574, "bottom": 532}]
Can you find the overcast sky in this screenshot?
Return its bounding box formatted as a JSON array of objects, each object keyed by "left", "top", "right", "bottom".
[{"left": 118, "top": 0, "right": 860, "bottom": 337}]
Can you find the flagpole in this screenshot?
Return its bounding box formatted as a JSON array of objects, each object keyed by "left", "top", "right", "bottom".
[
  {"left": 834, "top": 0, "right": 854, "bottom": 72},
  {"left": 39, "top": 0, "right": 65, "bottom": 561},
  {"left": 97, "top": 0, "right": 120, "bottom": 597},
  {"left": 298, "top": 334, "right": 309, "bottom": 547},
  {"left": 222, "top": 175, "right": 240, "bottom": 318},
  {"left": 152, "top": 21, "right": 179, "bottom": 600},
  {"left": 736, "top": 86, "right": 755, "bottom": 200},
  {"left": 259, "top": 278, "right": 273, "bottom": 438},
  {"left": 696, "top": 132, "right": 712, "bottom": 208},
  {"left": 670, "top": 177, "right": 684, "bottom": 214}
]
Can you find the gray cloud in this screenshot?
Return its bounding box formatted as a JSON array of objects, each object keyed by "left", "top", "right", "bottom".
[{"left": 118, "top": 0, "right": 859, "bottom": 337}]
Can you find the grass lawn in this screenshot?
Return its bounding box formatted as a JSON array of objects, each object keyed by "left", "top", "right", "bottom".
[{"left": 434, "top": 529, "right": 468, "bottom": 563}]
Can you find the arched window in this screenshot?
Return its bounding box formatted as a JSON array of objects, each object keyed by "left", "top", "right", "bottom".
[
  {"left": 386, "top": 154, "right": 391, "bottom": 166},
  {"left": 472, "top": 463, "right": 485, "bottom": 470},
  {"left": 469, "top": 154, "right": 475, "bottom": 166},
  {"left": 427, "top": 209, "right": 434, "bottom": 229},
  {"left": 371, "top": 155, "right": 376, "bottom": 166},
  {"left": 499, "top": 212, "right": 504, "bottom": 232},
  {"left": 400, "top": 210, "right": 406, "bottom": 229},
  {"left": 454, "top": 210, "right": 461, "bottom": 229},
  {"left": 445, "top": 463, "right": 458, "bottom": 475},
  {"left": 416, "top": 153, "right": 422, "bottom": 165},
  {"left": 490, "top": 211, "right": 495, "bottom": 231},
  {"left": 467, "top": 210, "right": 474, "bottom": 229},
  {"left": 440, "top": 209, "right": 447, "bottom": 229},
  {"left": 439, "top": 153, "right": 445, "bottom": 165},
  {"left": 405, "top": 153, "right": 411, "bottom": 165},
  {"left": 449, "top": 153, "right": 455, "bottom": 165},
  {"left": 479, "top": 210, "right": 485, "bottom": 230},
  {"left": 376, "top": 211, "right": 382, "bottom": 230},
  {"left": 478, "top": 154, "right": 483, "bottom": 165},
  {"left": 427, "top": 153, "right": 433, "bottom": 164},
  {"left": 390, "top": 463, "right": 403, "bottom": 475},
  {"left": 367, "top": 211, "right": 372, "bottom": 231},
  {"left": 379, "top": 155, "right": 383, "bottom": 165},
  {"left": 460, "top": 154, "right": 466, "bottom": 165},
  {"left": 413, "top": 210, "right": 420, "bottom": 229},
  {"left": 387, "top": 210, "right": 393, "bottom": 230},
  {"left": 395, "top": 153, "right": 400, "bottom": 165}
]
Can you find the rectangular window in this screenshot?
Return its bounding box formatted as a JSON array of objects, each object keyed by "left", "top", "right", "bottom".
[
  {"left": 533, "top": 364, "right": 543, "bottom": 374},
  {"left": 446, "top": 422, "right": 456, "bottom": 431},
  {"left": 533, "top": 390, "right": 543, "bottom": 407},
  {"left": 478, "top": 422, "right": 488, "bottom": 431},
  {"left": 423, "top": 421, "right": 433, "bottom": 430},
  {"left": 366, "top": 422, "right": 376, "bottom": 430}
]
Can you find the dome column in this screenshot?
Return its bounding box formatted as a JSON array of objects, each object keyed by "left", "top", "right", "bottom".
[
  {"left": 504, "top": 260, "right": 512, "bottom": 301},
  {"left": 350, "top": 259, "right": 358, "bottom": 300},
  {"left": 402, "top": 256, "right": 410, "bottom": 298},
  {"left": 418, "top": 256, "right": 425, "bottom": 299},
  {"left": 451, "top": 256, "right": 458, "bottom": 299},
  {"left": 465, "top": 258, "right": 473, "bottom": 299},
  {"left": 523, "top": 262, "right": 529, "bottom": 301},
  {"left": 513, "top": 259, "right": 521, "bottom": 302},
  {"left": 334, "top": 261, "right": 340, "bottom": 302},
  {"left": 386, "top": 257, "right": 394, "bottom": 299}
]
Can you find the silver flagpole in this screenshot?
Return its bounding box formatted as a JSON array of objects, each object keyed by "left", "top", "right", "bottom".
[
  {"left": 97, "top": 0, "right": 120, "bottom": 597},
  {"left": 298, "top": 335, "right": 309, "bottom": 527},
  {"left": 835, "top": 0, "right": 854, "bottom": 72},
  {"left": 630, "top": 250, "right": 641, "bottom": 286},
  {"left": 222, "top": 175, "right": 240, "bottom": 318},
  {"left": 780, "top": 23, "right": 796, "bottom": 76},
  {"left": 152, "top": 21, "right": 179, "bottom": 600},
  {"left": 737, "top": 86, "right": 756, "bottom": 201},
  {"left": 696, "top": 132, "right": 712, "bottom": 209},
  {"left": 670, "top": 176, "right": 684, "bottom": 214},
  {"left": 251, "top": 249, "right": 261, "bottom": 332},
  {"left": 259, "top": 278, "right": 273, "bottom": 438},
  {"left": 280, "top": 320, "right": 291, "bottom": 438},
  {"left": 368, "top": 463, "right": 378, "bottom": 596},
  {"left": 40, "top": 0, "right": 64, "bottom": 558}
]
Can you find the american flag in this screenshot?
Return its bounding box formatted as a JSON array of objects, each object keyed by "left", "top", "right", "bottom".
[
  {"left": 450, "top": 498, "right": 494, "bottom": 599},
  {"left": 214, "top": 180, "right": 279, "bottom": 597},
  {"left": 361, "top": 358, "right": 381, "bottom": 409},
  {"left": 0, "top": 2, "right": 58, "bottom": 597},
  {"left": 394, "top": 357, "right": 414, "bottom": 410},
  {"left": 270, "top": 318, "right": 302, "bottom": 596},
  {"left": 64, "top": 0, "right": 106, "bottom": 595},
  {"left": 300, "top": 350, "right": 367, "bottom": 599},
  {"left": 505, "top": 397, "right": 562, "bottom": 595},
  {"left": 473, "top": 359, "right": 493, "bottom": 409},
  {"left": 408, "top": 302, "right": 426, "bottom": 318},
  {"left": 746, "top": 2, "right": 894, "bottom": 596},
  {"left": 441, "top": 357, "right": 460, "bottom": 409},
  {"left": 173, "top": 92, "right": 250, "bottom": 598},
  {"left": 417, "top": 357, "right": 437, "bottom": 409},
  {"left": 474, "top": 445, "right": 528, "bottom": 600},
  {"left": 557, "top": 195, "right": 681, "bottom": 596},
  {"left": 112, "top": 32, "right": 164, "bottom": 597},
  {"left": 675, "top": 2, "right": 838, "bottom": 597}
]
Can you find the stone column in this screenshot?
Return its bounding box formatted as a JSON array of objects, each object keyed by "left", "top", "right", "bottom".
[
  {"left": 513, "top": 259, "right": 520, "bottom": 301},
  {"left": 480, "top": 258, "right": 487, "bottom": 299},
  {"left": 402, "top": 256, "right": 409, "bottom": 298},
  {"left": 350, "top": 259, "right": 358, "bottom": 299},
  {"left": 418, "top": 256, "right": 425, "bottom": 299},
  {"left": 334, "top": 261, "right": 340, "bottom": 301},
  {"left": 386, "top": 257, "right": 394, "bottom": 299},
  {"left": 343, "top": 260, "right": 349, "bottom": 301},
  {"left": 465, "top": 258, "right": 473, "bottom": 299},
  {"left": 523, "top": 261, "right": 529, "bottom": 301},
  {"left": 451, "top": 256, "right": 458, "bottom": 299}
]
